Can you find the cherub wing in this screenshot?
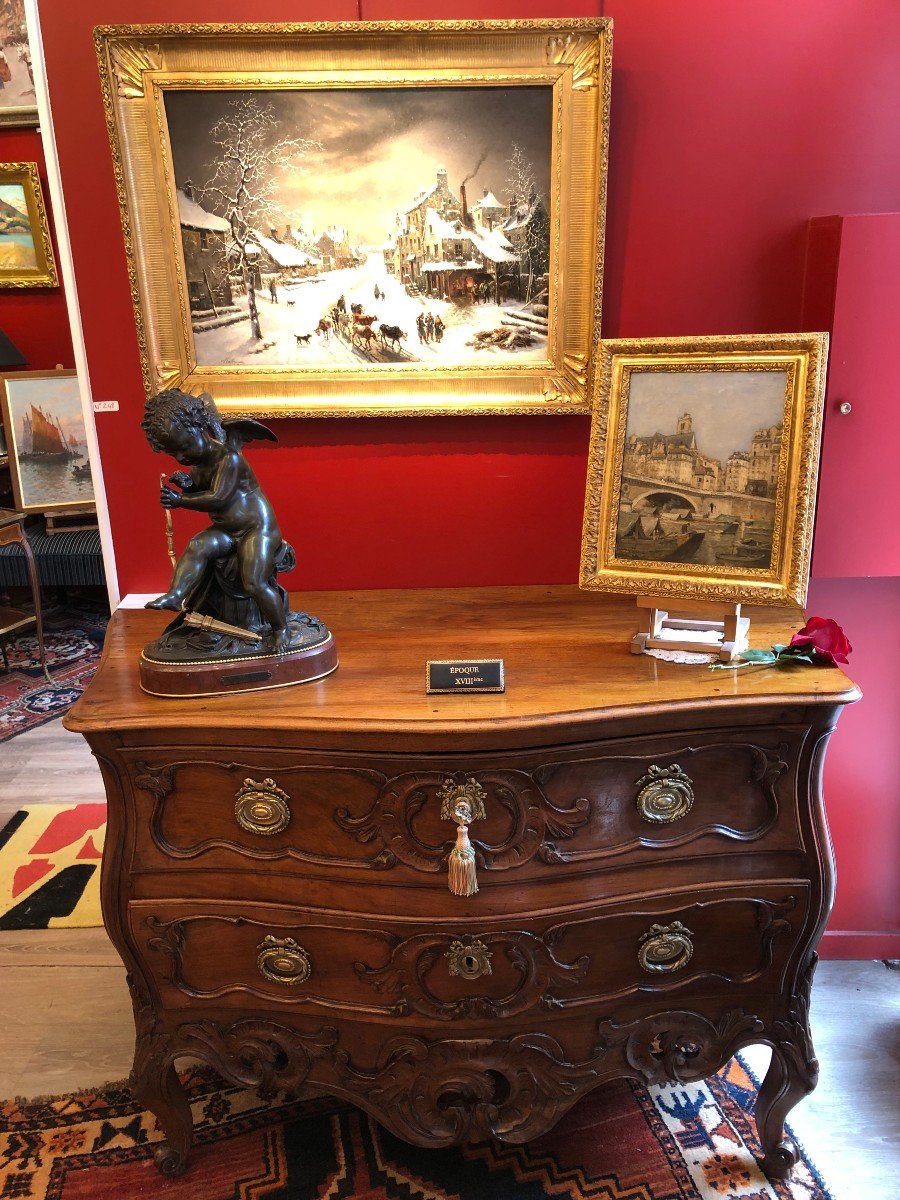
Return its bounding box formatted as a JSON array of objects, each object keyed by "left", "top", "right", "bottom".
[{"left": 222, "top": 418, "right": 279, "bottom": 451}]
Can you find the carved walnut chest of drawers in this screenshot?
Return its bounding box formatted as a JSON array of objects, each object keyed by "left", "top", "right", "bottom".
[{"left": 65, "top": 585, "right": 859, "bottom": 1179}]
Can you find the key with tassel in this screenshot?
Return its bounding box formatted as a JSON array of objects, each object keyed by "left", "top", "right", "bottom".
[{"left": 439, "top": 777, "right": 487, "bottom": 897}]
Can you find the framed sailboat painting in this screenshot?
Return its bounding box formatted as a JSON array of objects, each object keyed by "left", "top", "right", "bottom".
[{"left": 0, "top": 370, "right": 95, "bottom": 513}]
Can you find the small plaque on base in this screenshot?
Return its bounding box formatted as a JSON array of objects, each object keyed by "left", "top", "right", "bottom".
[{"left": 427, "top": 659, "right": 505, "bottom": 694}]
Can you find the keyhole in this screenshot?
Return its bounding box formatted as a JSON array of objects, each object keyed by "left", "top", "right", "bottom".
[{"left": 464, "top": 955, "right": 477, "bottom": 972}]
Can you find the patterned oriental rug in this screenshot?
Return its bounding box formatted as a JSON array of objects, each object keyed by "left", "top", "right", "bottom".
[
  {"left": 0, "top": 805, "right": 105, "bottom": 929},
  {"left": 0, "top": 604, "right": 107, "bottom": 744},
  {"left": 0, "top": 1058, "right": 831, "bottom": 1200}
]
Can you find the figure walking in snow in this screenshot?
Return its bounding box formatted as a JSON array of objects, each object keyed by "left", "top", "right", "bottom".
[
  {"left": 269, "top": 279, "right": 278, "bottom": 304},
  {"left": 433, "top": 315, "right": 445, "bottom": 343},
  {"left": 416, "top": 313, "right": 426, "bottom": 343},
  {"left": 425, "top": 312, "right": 435, "bottom": 342}
]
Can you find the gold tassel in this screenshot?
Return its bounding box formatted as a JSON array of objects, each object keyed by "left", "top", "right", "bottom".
[{"left": 447, "top": 804, "right": 478, "bottom": 896}]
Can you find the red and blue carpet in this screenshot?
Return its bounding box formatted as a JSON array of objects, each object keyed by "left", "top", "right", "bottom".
[
  {"left": 0, "top": 1057, "right": 831, "bottom": 1199},
  {"left": 0, "top": 604, "right": 107, "bottom": 744}
]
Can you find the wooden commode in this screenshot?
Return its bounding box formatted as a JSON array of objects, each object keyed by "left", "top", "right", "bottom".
[{"left": 64, "top": 585, "right": 859, "bottom": 1178}]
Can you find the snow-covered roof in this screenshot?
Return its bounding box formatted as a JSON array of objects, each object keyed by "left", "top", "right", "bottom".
[
  {"left": 251, "top": 234, "right": 318, "bottom": 268},
  {"left": 473, "top": 190, "right": 503, "bottom": 211},
  {"left": 177, "top": 190, "right": 230, "bottom": 233},
  {"left": 317, "top": 228, "right": 347, "bottom": 247},
  {"left": 502, "top": 195, "right": 542, "bottom": 233},
  {"left": 423, "top": 206, "right": 516, "bottom": 263},
  {"left": 405, "top": 182, "right": 438, "bottom": 213},
  {"left": 422, "top": 260, "right": 482, "bottom": 272},
  {"left": 467, "top": 223, "right": 517, "bottom": 264},
  {"left": 425, "top": 208, "right": 464, "bottom": 240}
]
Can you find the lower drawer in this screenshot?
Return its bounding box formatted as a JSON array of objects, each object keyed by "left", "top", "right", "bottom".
[{"left": 130, "top": 882, "right": 808, "bottom": 1022}]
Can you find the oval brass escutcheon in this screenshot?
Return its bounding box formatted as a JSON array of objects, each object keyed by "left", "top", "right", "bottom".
[
  {"left": 638, "top": 921, "right": 694, "bottom": 974},
  {"left": 446, "top": 937, "right": 493, "bottom": 980},
  {"left": 257, "top": 935, "right": 311, "bottom": 985},
  {"left": 635, "top": 764, "right": 694, "bottom": 824},
  {"left": 235, "top": 777, "right": 291, "bottom": 836}
]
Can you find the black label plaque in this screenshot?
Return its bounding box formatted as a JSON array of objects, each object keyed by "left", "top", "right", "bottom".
[{"left": 427, "top": 659, "right": 505, "bottom": 694}]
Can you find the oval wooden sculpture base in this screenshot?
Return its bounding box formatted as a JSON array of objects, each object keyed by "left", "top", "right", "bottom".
[{"left": 140, "top": 633, "right": 338, "bottom": 698}]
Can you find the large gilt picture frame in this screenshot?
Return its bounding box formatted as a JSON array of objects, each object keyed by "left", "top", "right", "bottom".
[
  {"left": 580, "top": 334, "right": 828, "bottom": 607},
  {"left": 95, "top": 20, "right": 611, "bottom": 418}
]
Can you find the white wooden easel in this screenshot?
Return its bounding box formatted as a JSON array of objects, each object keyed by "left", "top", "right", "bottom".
[{"left": 630, "top": 596, "right": 750, "bottom": 662}]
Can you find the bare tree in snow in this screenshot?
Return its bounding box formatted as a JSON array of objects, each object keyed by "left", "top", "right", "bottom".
[
  {"left": 504, "top": 143, "right": 546, "bottom": 303},
  {"left": 200, "top": 97, "right": 322, "bottom": 340}
]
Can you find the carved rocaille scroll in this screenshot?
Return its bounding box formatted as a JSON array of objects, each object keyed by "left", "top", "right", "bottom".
[
  {"left": 355, "top": 929, "right": 589, "bottom": 1020},
  {"left": 335, "top": 770, "right": 591, "bottom": 874},
  {"left": 334, "top": 1032, "right": 603, "bottom": 1146},
  {"left": 533, "top": 742, "right": 790, "bottom": 862},
  {"left": 130, "top": 1000, "right": 804, "bottom": 1169},
  {"left": 596, "top": 1008, "right": 766, "bottom": 1085}
]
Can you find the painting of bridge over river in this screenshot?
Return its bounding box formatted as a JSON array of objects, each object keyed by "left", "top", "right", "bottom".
[{"left": 614, "top": 368, "right": 788, "bottom": 571}]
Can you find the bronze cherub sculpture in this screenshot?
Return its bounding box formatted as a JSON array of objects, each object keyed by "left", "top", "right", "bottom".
[{"left": 139, "top": 389, "right": 337, "bottom": 696}]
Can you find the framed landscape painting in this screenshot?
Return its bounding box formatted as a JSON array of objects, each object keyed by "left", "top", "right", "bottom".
[
  {"left": 1, "top": 371, "right": 95, "bottom": 513},
  {"left": 0, "top": 162, "right": 57, "bottom": 288},
  {"left": 0, "top": 0, "right": 38, "bottom": 128},
  {"left": 95, "top": 19, "right": 612, "bottom": 416},
  {"left": 580, "top": 334, "right": 828, "bottom": 607}
]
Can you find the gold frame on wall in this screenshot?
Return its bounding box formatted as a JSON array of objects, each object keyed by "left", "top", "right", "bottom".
[
  {"left": 0, "top": 162, "right": 58, "bottom": 289},
  {"left": 580, "top": 334, "right": 828, "bottom": 607},
  {"left": 94, "top": 19, "right": 612, "bottom": 418},
  {"left": 0, "top": 370, "right": 97, "bottom": 514}
]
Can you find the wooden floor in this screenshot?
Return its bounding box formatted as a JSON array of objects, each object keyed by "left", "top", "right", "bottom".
[{"left": 0, "top": 719, "right": 897, "bottom": 1200}]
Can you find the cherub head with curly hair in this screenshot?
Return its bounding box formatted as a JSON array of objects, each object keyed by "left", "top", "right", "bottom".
[{"left": 141, "top": 389, "right": 224, "bottom": 455}]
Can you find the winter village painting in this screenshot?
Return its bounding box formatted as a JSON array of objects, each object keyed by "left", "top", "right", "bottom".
[
  {"left": 614, "top": 369, "right": 788, "bottom": 572},
  {"left": 164, "top": 87, "right": 553, "bottom": 370}
]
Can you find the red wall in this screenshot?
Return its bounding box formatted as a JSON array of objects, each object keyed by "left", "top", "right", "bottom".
[
  {"left": 806, "top": 576, "right": 900, "bottom": 959},
  {"left": 33, "top": 0, "right": 900, "bottom": 956},
  {"left": 35, "top": 0, "right": 900, "bottom": 594},
  {"left": 0, "top": 128, "right": 73, "bottom": 369}
]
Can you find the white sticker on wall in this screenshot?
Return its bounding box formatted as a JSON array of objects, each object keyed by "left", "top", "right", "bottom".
[{"left": 93, "top": 400, "right": 120, "bottom": 412}]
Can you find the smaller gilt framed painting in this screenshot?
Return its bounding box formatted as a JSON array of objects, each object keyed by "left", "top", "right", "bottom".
[
  {"left": 0, "top": 163, "right": 58, "bottom": 288},
  {"left": 580, "top": 334, "right": 828, "bottom": 607},
  {"left": 0, "top": 371, "right": 95, "bottom": 513}
]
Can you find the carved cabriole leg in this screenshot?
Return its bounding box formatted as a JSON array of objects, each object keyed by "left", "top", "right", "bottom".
[
  {"left": 756, "top": 954, "right": 820, "bottom": 1180},
  {"left": 130, "top": 1018, "right": 193, "bottom": 1177}
]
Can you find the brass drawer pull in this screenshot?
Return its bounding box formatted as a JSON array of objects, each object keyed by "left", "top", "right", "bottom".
[
  {"left": 636, "top": 764, "right": 694, "bottom": 824},
  {"left": 638, "top": 921, "right": 693, "bottom": 973},
  {"left": 446, "top": 937, "right": 493, "bottom": 980},
  {"left": 257, "top": 935, "right": 311, "bottom": 985},
  {"left": 235, "top": 777, "right": 291, "bottom": 836},
  {"left": 439, "top": 777, "right": 486, "bottom": 897}
]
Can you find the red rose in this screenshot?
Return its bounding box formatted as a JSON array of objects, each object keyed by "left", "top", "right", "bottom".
[{"left": 788, "top": 616, "right": 852, "bottom": 666}]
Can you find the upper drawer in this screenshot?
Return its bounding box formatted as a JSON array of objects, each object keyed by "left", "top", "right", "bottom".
[{"left": 122, "top": 728, "right": 805, "bottom": 886}]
